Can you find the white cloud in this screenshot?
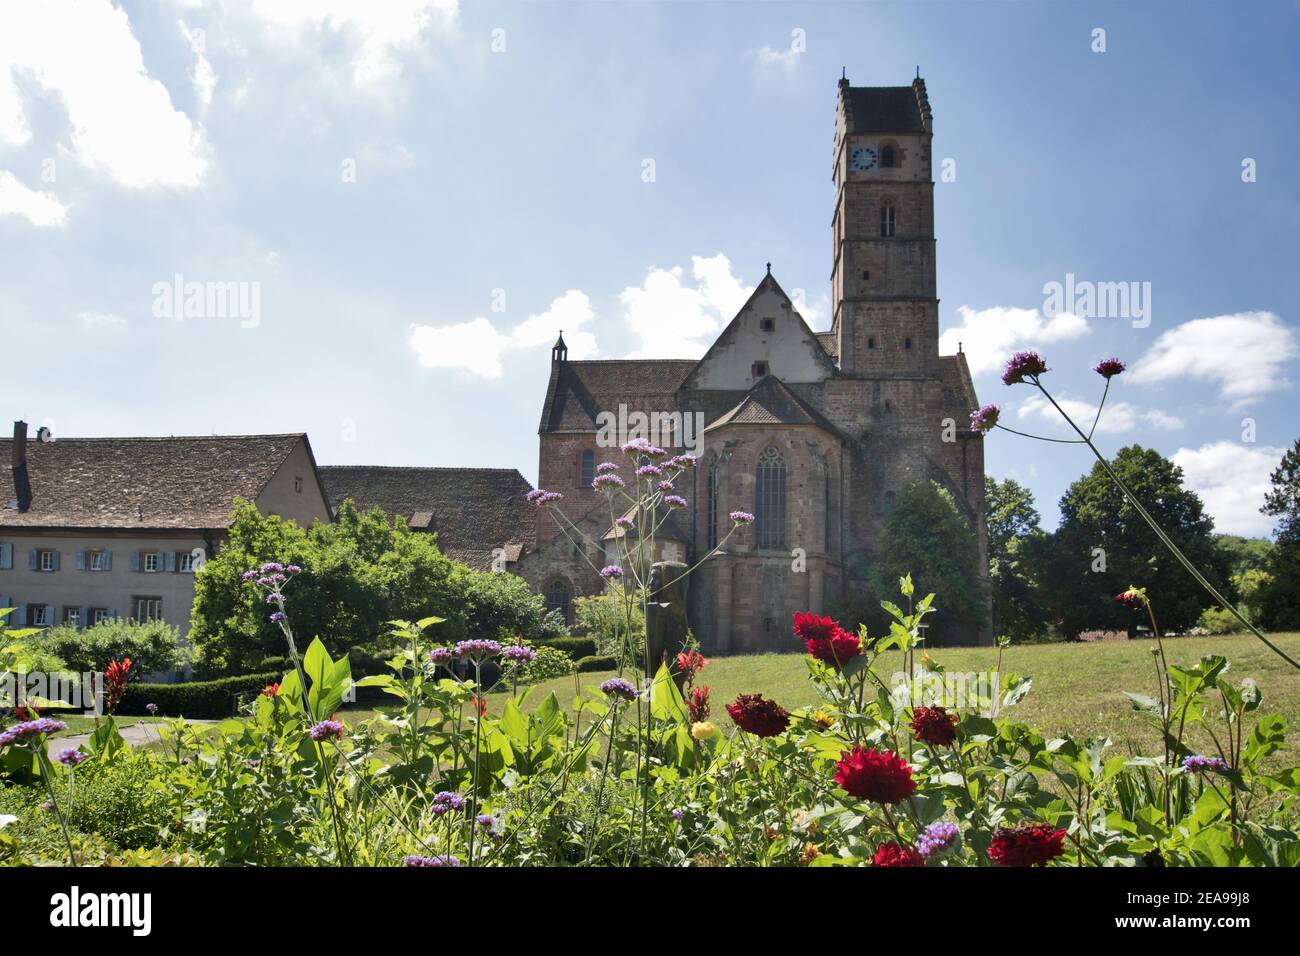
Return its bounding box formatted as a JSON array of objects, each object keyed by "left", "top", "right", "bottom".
[
  {"left": 1017, "top": 393, "right": 1184, "bottom": 434},
  {"left": 1171, "top": 441, "right": 1287, "bottom": 537},
  {"left": 0, "top": 0, "right": 208, "bottom": 188},
  {"left": 77, "top": 310, "right": 126, "bottom": 327},
  {"left": 1129, "top": 312, "right": 1298, "bottom": 411},
  {"left": 751, "top": 45, "right": 801, "bottom": 73},
  {"left": 0, "top": 170, "right": 68, "bottom": 226},
  {"left": 409, "top": 290, "right": 599, "bottom": 378},
  {"left": 621, "top": 254, "right": 754, "bottom": 359},
  {"left": 939, "top": 306, "right": 1090, "bottom": 377}
]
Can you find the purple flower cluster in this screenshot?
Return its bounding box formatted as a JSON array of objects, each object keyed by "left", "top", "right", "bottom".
[
  {"left": 526, "top": 489, "right": 564, "bottom": 507},
  {"left": 670, "top": 808, "right": 685, "bottom": 821},
  {"left": 309, "top": 719, "right": 345, "bottom": 742},
  {"left": 404, "top": 854, "right": 461, "bottom": 867},
  {"left": 55, "top": 747, "right": 87, "bottom": 767},
  {"left": 730, "top": 511, "right": 755, "bottom": 525},
  {"left": 592, "top": 474, "right": 625, "bottom": 492},
  {"left": 599, "top": 565, "right": 624, "bottom": 579},
  {"left": 476, "top": 813, "right": 500, "bottom": 834},
  {"left": 665, "top": 454, "right": 697, "bottom": 470},
  {"left": 1001, "top": 350, "right": 1049, "bottom": 386},
  {"left": 596, "top": 462, "right": 620, "bottom": 475},
  {"left": 600, "top": 677, "right": 639, "bottom": 701},
  {"left": 969, "top": 404, "right": 1000, "bottom": 434},
  {"left": 1182, "top": 754, "right": 1229, "bottom": 774},
  {"left": 433, "top": 791, "right": 466, "bottom": 815},
  {"left": 0, "top": 718, "right": 68, "bottom": 747},
  {"left": 502, "top": 644, "right": 537, "bottom": 664},
  {"left": 615, "top": 516, "right": 635, "bottom": 530},
  {"left": 656, "top": 480, "right": 675, "bottom": 492},
  {"left": 917, "top": 820, "right": 959, "bottom": 857},
  {"left": 636, "top": 464, "right": 663, "bottom": 478},
  {"left": 454, "top": 639, "right": 502, "bottom": 660},
  {"left": 664, "top": 495, "right": 688, "bottom": 508},
  {"left": 1094, "top": 357, "right": 1126, "bottom": 379},
  {"left": 622, "top": 437, "right": 666, "bottom": 459},
  {"left": 146, "top": 703, "right": 159, "bottom": 715},
  {"left": 270, "top": 611, "right": 287, "bottom": 624},
  {"left": 428, "top": 646, "right": 454, "bottom": 666}
]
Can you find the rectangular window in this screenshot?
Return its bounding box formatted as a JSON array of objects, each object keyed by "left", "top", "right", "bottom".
[
  {"left": 751, "top": 361, "right": 769, "bottom": 379},
  {"left": 89, "top": 549, "right": 107, "bottom": 571},
  {"left": 90, "top": 608, "right": 110, "bottom": 625},
  {"left": 31, "top": 604, "right": 52, "bottom": 627},
  {"left": 38, "top": 550, "right": 56, "bottom": 572},
  {"left": 63, "top": 606, "right": 82, "bottom": 627},
  {"left": 143, "top": 552, "right": 160, "bottom": 573},
  {"left": 880, "top": 205, "right": 896, "bottom": 238},
  {"left": 178, "top": 551, "right": 196, "bottom": 573},
  {"left": 133, "top": 597, "right": 162, "bottom": 622}
]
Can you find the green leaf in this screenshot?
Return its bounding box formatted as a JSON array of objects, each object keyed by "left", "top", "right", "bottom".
[{"left": 87, "top": 715, "right": 127, "bottom": 761}]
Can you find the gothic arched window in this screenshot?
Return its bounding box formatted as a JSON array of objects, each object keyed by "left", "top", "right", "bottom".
[
  {"left": 754, "top": 448, "right": 787, "bottom": 551},
  {"left": 881, "top": 145, "right": 896, "bottom": 168},
  {"left": 707, "top": 459, "right": 720, "bottom": 549},
  {"left": 580, "top": 449, "right": 595, "bottom": 487},
  {"left": 880, "top": 204, "right": 896, "bottom": 238},
  {"left": 545, "top": 577, "right": 573, "bottom": 624}
]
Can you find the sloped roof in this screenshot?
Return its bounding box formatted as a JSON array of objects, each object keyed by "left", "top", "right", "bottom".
[
  {"left": 539, "top": 360, "right": 697, "bottom": 433},
  {"left": 706, "top": 376, "right": 846, "bottom": 439},
  {"left": 844, "top": 86, "right": 926, "bottom": 133},
  {"left": 319, "top": 465, "right": 536, "bottom": 571},
  {"left": 938, "top": 354, "right": 980, "bottom": 426},
  {"left": 0, "top": 434, "right": 305, "bottom": 530}
]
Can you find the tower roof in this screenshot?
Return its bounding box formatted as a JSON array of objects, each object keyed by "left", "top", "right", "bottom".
[{"left": 842, "top": 85, "right": 927, "bottom": 133}]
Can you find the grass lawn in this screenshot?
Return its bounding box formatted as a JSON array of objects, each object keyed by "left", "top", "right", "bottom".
[{"left": 472, "top": 632, "right": 1300, "bottom": 768}]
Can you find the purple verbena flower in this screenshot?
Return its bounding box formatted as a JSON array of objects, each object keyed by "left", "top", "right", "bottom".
[
  {"left": 599, "top": 565, "right": 624, "bottom": 579},
  {"left": 434, "top": 791, "right": 466, "bottom": 811},
  {"left": 55, "top": 748, "right": 87, "bottom": 767},
  {"left": 600, "top": 677, "right": 638, "bottom": 701},
  {"left": 615, "top": 516, "right": 635, "bottom": 530},
  {"left": 671, "top": 808, "right": 685, "bottom": 821},
  {"left": 637, "top": 464, "right": 663, "bottom": 478},
  {"left": 454, "top": 639, "right": 502, "bottom": 660},
  {"left": 1094, "top": 357, "right": 1126, "bottom": 379},
  {"left": 309, "top": 719, "right": 345, "bottom": 742},
  {"left": 404, "top": 854, "right": 461, "bottom": 867},
  {"left": 1182, "top": 754, "right": 1230, "bottom": 774},
  {"left": 666, "top": 454, "right": 698, "bottom": 470},
  {"left": 146, "top": 703, "right": 158, "bottom": 715},
  {"left": 0, "top": 718, "right": 68, "bottom": 747},
  {"left": 622, "top": 437, "right": 666, "bottom": 458},
  {"left": 503, "top": 644, "right": 537, "bottom": 664},
  {"left": 730, "top": 511, "right": 755, "bottom": 524},
  {"left": 917, "top": 820, "right": 960, "bottom": 857},
  {"left": 596, "top": 462, "right": 620, "bottom": 475},
  {"left": 428, "top": 646, "right": 454, "bottom": 666},
  {"left": 969, "top": 404, "right": 1000, "bottom": 434},
  {"left": 664, "top": 495, "right": 688, "bottom": 508},
  {"left": 1001, "top": 350, "right": 1049, "bottom": 386},
  {"left": 592, "top": 474, "right": 626, "bottom": 492},
  {"left": 270, "top": 611, "right": 287, "bottom": 624},
  {"left": 241, "top": 570, "right": 260, "bottom": 581},
  {"left": 526, "top": 489, "right": 564, "bottom": 507},
  {"left": 656, "top": 480, "right": 675, "bottom": 492}
]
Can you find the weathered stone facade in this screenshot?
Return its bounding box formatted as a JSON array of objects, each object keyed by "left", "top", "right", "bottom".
[{"left": 517, "top": 77, "right": 990, "bottom": 650}]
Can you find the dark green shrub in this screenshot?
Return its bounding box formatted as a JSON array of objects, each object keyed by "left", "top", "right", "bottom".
[
  {"left": 536, "top": 636, "right": 597, "bottom": 660},
  {"left": 33, "top": 618, "right": 189, "bottom": 675},
  {"left": 120, "top": 672, "right": 282, "bottom": 719},
  {"left": 575, "top": 654, "right": 618, "bottom": 673}
]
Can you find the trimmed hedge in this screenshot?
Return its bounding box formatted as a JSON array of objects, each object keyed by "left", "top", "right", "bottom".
[
  {"left": 538, "top": 636, "right": 598, "bottom": 660},
  {"left": 120, "top": 672, "right": 282, "bottom": 720},
  {"left": 575, "top": 655, "right": 618, "bottom": 673}
]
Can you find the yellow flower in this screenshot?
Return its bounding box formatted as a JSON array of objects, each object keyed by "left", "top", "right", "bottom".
[
  {"left": 811, "top": 710, "right": 835, "bottom": 731},
  {"left": 691, "top": 721, "right": 716, "bottom": 741},
  {"left": 920, "top": 651, "right": 933, "bottom": 668}
]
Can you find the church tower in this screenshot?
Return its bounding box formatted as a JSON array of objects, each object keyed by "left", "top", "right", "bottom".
[{"left": 830, "top": 74, "right": 938, "bottom": 376}]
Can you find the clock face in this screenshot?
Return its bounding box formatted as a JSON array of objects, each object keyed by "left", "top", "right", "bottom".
[{"left": 849, "top": 145, "right": 878, "bottom": 171}]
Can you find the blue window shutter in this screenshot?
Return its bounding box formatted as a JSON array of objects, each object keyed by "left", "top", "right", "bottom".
[
  {"left": 130, "top": 551, "right": 141, "bottom": 572},
  {"left": 79, "top": 607, "right": 87, "bottom": 628},
  {"left": 164, "top": 551, "right": 176, "bottom": 572},
  {"left": 51, "top": 551, "right": 60, "bottom": 571},
  {"left": 108, "top": 608, "right": 117, "bottom": 620},
  {"left": 76, "top": 550, "right": 85, "bottom": 570},
  {"left": 16, "top": 604, "right": 26, "bottom": 626},
  {"left": 0, "top": 595, "right": 9, "bottom": 610},
  {"left": 0, "top": 542, "right": 11, "bottom": 569},
  {"left": 103, "top": 550, "right": 113, "bottom": 571},
  {"left": 28, "top": 548, "right": 37, "bottom": 570}
]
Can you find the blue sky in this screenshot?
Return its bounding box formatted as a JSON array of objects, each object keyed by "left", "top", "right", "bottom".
[{"left": 2, "top": 1, "right": 1297, "bottom": 536}]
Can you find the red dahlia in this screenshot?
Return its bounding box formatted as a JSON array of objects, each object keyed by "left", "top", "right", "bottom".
[
  {"left": 987, "top": 823, "right": 1067, "bottom": 867},
  {"left": 910, "top": 706, "right": 958, "bottom": 747},
  {"left": 792, "top": 612, "right": 863, "bottom": 668},
  {"left": 834, "top": 745, "right": 916, "bottom": 804},
  {"left": 872, "top": 841, "right": 924, "bottom": 867},
  {"left": 726, "top": 694, "right": 790, "bottom": 738}
]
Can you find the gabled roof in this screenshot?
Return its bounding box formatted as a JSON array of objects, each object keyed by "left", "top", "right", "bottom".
[
  {"left": 539, "top": 359, "right": 697, "bottom": 433},
  {"left": 706, "top": 375, "right": 846, "bottom": 439},
  {"left": 681, "top": 270, "right": 837, "bottom": 391},
  {"left": 0, "top": 433, "right": 308, "bottom": 530},
  {"left": 319, "top": 465, "right": 536, "bottom": 571},
  {"left": 843, "top": 86, "right": 927, "bottom": 133}
]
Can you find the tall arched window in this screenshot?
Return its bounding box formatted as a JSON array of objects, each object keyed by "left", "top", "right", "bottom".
[
  {"left": 707, "top": 459, "right": 720, "bottom": 549},
  {"left": 545, "top": 578, "right": 573, "bottom": 624},
  {"left": 880, "top": 204, "right": 896, "bottom": 238},
  {"left": 754, "top": 448, "right": 787, "bottom": 550},
  {"left": 580, "top": 449, "right": 595, "bottom": 487},
  {"left": 881, "top": 145, "right": 896, "bottom": 168}
]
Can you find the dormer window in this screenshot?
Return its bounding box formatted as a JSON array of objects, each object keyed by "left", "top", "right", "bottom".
[
  {"left": 752, "top": 361, "right": 769, "bottom": 379},
  {"left": 760, "top": 317, "right": 775, "bottom": 333}
]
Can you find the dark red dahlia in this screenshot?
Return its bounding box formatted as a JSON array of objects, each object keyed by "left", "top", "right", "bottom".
[
  {"left": 987, "top": 823, "right": 1067, "bottom": 866},
  {"left": 1001, "top": 350, "right": 1049, "bottom": 386},
  {"left": 910, "top": 706, "right": 958, "bottom": 747},
  {"left": 1115, "top": 589, "right": 1145, "bottom": 611},
  {"left": 1093, "top": 357, "right": 1126, "bottom": 379},
  {"left": 793, "top": 612, "right": 863, "bottom": 668},
  {"left": 834, "top": 745, "right": 916, "bottom": 804},
  {"left": 872, "top": 841, "right": 925, "bottom": 867},
  {"left": 726, "top": 694, "right": 790, "bottom": 738}
]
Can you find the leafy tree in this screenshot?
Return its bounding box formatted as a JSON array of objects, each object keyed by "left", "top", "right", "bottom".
[
  {"left": 862, "top": 480, "right": 987, "bottom": 644},
  {"left": 1255, "top": 439, "right": 1300, "bottom": 630},
  {"left": 984, "top": 476, "right": 1051, "bottom": 641},
  {"left": 190, "top": 499, "right": 544, "bottom": 676},
  {"left": 1262, "top": 439, "right": 1300, "bottom": 541},
  {"left": 1213, "top": 534, "right": 1273, "bottom": 576},
  {"left": 1038, "top": 445, "right": 1230, "bottom": 638}
]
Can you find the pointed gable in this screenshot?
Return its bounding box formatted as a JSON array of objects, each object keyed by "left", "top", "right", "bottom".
[
  {"left": 705, "top": 375, "right": 845, "bottom": 440},
  {"left": 682, "top": 270, "right": 836, "bottom": 391}
]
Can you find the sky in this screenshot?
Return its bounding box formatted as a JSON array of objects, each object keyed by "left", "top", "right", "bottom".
[{"left": 1, "top": 0, "right": 1298, "bottom": 538}]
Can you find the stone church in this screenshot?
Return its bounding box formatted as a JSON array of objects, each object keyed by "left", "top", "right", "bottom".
[{"left": 515, "top": 76, "right": 990, "bottom": 651}]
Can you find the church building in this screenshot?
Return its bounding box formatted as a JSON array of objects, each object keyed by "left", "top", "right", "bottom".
[{"left": 517, "top": 76, "right": 990, "bottom": 651}]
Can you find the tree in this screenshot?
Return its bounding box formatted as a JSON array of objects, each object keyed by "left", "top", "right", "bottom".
[
  {"left": 1212, "top": 534, "right": 1273, "bottom": 576},
  {"left": 861, "top": 480, "right": 987, "bottom": 644},
  {"left": 984, "top": 476, "right": 1051, "bottom": 641},
  {"left": 1255, "top": 439, "right": 1300, "bottom": 630},
  {"left": 1262, "top": 439, "right": 1300, "bottom": 541},
  {"left": 1039, "top": 445, "right": 1230, "bottom": 638},
  {"left": 190, "top": 499, "right": 545, "bottom": 676}
]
